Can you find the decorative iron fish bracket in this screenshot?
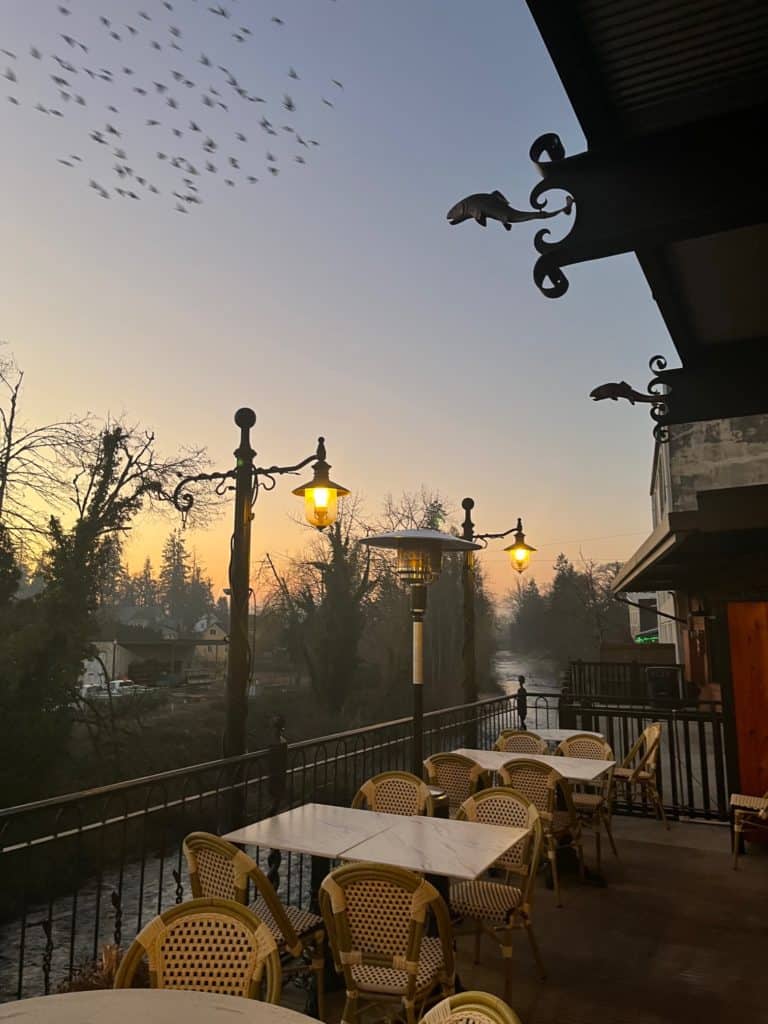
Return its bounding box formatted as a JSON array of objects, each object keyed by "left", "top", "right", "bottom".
[{"left": 590, "top": 355, "right": 673, "bottom": 442}]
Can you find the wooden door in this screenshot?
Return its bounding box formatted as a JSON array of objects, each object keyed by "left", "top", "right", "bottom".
[{"left": 727, "top": 602, "right": 768, "bottom": 794}]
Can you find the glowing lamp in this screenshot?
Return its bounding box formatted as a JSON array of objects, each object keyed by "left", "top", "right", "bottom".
[
  {"left": 292, "top": 437, "right": 349, "bottom": 530},
  {"left": 504, "top": 518, "right": 536, "bottom": 574}
]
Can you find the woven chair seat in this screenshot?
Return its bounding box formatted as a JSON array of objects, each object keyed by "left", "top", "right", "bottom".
[
  {"left": 450, "top": 880, "right": 522, "bottom": 926},
  {"left": 350, "top": 936, "right": 445, "bottom": 996},
  {"left": 572, "top": 792, "right": 603, "bottom": 812},
  {"left": 730, "top": 793, "right": 768, "bottom": 812},
  {"left": 249, "top": 896, "right": 322, "bottom": 948}
]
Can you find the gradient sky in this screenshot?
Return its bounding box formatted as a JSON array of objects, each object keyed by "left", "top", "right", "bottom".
[{"left": 0, "top": 0, "right": 676, "bottom": 603}]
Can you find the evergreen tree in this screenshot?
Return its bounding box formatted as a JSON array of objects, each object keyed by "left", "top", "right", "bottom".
[
  {"left": 185, "top": 561, "right": 216, "bottom": 628},
  {"left": 134, "top": 557, "right": 159, "bottom": 608},
  {"left": 158, "top": 530, "right": 190, "bottom": 624}
]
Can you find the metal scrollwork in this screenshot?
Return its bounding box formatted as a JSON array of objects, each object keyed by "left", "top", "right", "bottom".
[
  {"left": 529, "top": 133, "right": 566, "bottom": 164},
  {"left": 648, "top": 355, "right": 671, "bottom": 443},
  {"left": 533, "top": 252, "right": 570, "bottom": 298},
  {"left": 171, "top": 468, "right": 237, "bottom": 527},
  {"left": 172, "top": 869, "right": 184, "bottom": 904}
]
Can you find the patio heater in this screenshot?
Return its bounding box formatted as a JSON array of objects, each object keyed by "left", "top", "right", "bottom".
[{"left": 361, "top": 529, "right": 481, "bottom": 774}]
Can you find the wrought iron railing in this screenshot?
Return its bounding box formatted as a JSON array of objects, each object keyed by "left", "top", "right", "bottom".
[
  {"left": 568, "top": 660, "right": 687, "bottom": 701},
  {"left": 560, "top": 697, "right": 729, "bottom": 823},
  {"left": 0, "top": 689, "right": 729, "bottom": 1003},
  {"left": 0, "top": 693, "right": 541, "bottom": 1001}
]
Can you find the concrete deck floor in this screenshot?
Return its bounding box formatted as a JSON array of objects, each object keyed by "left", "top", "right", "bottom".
[{"left": 283, "top": 818, "right": 768, "bottom": 1023}]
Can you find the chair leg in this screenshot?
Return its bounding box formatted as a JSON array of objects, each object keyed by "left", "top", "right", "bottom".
[
  {"left": 341, "top": 993, "right": 357, "bottom": 1024},
  {"left": 405, "top": 1001, "right": 418, "bottom": 1024},
  {"left": 575, "top": 839, "right": 585, "bottom": 879},
  {"left": 733, "top": 814, "right": 742, "bottom": 870},
  {"left": 603, "top": 814, "right": 619, "bottom": 859},
  {"left": 312, "top": 951, "right": 326, "bottom": 1022},
  {"left": 548, "top": 838, "right": 562, "bottom": 908},
  {"left": 524, "top": 922, "right": 547, "bottom": 980},
  {"left": 651, "top": 783, "right": 670, "bottom": 830},
  {"left": 500, "top": 931, "right": 514, "bottom": 1003}
]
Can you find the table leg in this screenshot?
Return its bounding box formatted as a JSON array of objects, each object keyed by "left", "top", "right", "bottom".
[{"left": 306, "top": 855, "right": 344, "bottom": 1014}]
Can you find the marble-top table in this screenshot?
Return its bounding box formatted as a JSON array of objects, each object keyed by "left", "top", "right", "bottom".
[
  {"left": 224, "top": 803, "right": 527, "bottom": 881},
  {"left": 0, "top": 989, "right": 314, "bottom": 1023},
  {"left": 453, "top": 747, "right": 614, "bottom": 783},
  {"left": 342, "top": 813, "right": 528, "bottom": 880},
  {"left": 223, "top": 802, "right": 405, "bottom": 858},
  {"left": 534, "top": 728, "right": 604, "bottom": 745}
]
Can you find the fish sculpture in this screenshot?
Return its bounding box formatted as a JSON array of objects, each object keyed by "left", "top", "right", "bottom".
[
  {"left": 589, "top": 381, "right": 656, "bottom": 405},
  {"left": 447, "top": 190, "right": 573, "bottom": 231}
]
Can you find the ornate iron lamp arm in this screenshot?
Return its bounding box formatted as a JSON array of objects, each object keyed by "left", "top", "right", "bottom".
[{"left": 170, "top": 438, "right": 327, "bottom": 525}]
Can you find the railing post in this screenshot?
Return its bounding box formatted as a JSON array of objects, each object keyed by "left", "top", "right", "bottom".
[{"left": 267, "top": 715, "right": 288, "bottom": 893}]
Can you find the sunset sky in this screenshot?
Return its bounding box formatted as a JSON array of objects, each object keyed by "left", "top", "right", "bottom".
[{"left": 0, "top": 0, "right": 675, "bottom": 603}]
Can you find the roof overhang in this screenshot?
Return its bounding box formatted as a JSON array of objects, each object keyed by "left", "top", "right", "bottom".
[
  {"left": 524, "top": 0, "right": 768, "bottom": 386},
  {"left": 613, "top": 485, "right": 768, "bottom": 593}
]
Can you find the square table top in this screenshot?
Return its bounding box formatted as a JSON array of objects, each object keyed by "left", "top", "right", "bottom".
[
  {"left": 343, "top": 814, "right": 529, "bottom": 880},
  {"left": 453, "top": 747, "right": 614, "bottom": 783},
  {"left": 223, "top": 802, "right": 405, "bottom": 859},
  {"left": 535, "top": 728, "right": 604, "bottom": 744}
]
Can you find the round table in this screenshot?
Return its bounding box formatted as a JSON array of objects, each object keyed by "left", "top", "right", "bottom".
[{"left": 0, "top": 989, "right": 316, "bottom": 1022}]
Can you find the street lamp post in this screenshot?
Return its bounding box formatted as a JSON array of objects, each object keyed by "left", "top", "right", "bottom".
[
  {"left": 460, "top": 498, "right": 535, "bottom": 743},
  {"left": 361, "top": 529, "right": 481, "bottom": 774},
  {"left": 172, "top": 409, "right": 348, "bottom": 824}
]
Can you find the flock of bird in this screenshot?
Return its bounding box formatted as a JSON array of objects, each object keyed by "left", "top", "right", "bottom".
[{"left": 1, "top": 0, "right": 344, "bottom": 213}]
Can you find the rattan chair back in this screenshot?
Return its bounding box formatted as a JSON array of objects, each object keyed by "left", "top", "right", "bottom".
[
  {"left": 352, "top": 771, "right": 434, "bottom": 816},
  {"left": 421, "top": 990, "right": 523, "bottom": 1024},
  {"left": 320, "top": 862, "right": 454, "bottom": 1011},
  {"left": 424, "top": 753, "right": 489, "bottom": 813},
  {"left": 555, "top": 734, "right": 614, "bottom": 760},
  {"left": 113, "top": 896, "right": 281, "bottom": 1001},
  {"left": 457, "top": 787, "right": 542, "bottom": 896},
  {"left": 494, "top": 730, "right": 547, "bottom": 754},
  {"left": 497, "top": 759, "right": 559, "bottom": 818},
  {"left": 621, "top": 722, "right": 662, "bottom": 781},
  {"left": 183, "top": 831, "right": 303, "bottom": 956}
]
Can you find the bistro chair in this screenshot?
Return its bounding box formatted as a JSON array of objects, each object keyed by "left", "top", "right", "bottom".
[
  {"left": 423, "top": 753, "right": 490, "bottom": 817},
  {"left": 494, "top": 730, "right": 547, "bottom": 755},
  {"left": 421, "top": 990, "right": 523, "bottom": 1024},
  {"left": 731, "top": 791, "right": 768, "bottom": 869},
  {"left": 499, "top": 759, "right": 584, "bottom": 907},
  {"left": 450, "top": 788, "right": 545, "bottom": 998},
  {"left": 320, "top": 862, "right": 455, "bottom": 1024},
  {"left": 352, "top": 770, "right": 435, "bottom": 816},
  {"left": 555, "top": 735, "right": 618, "bottom": 871},
  {"left": 612, "top": 722, "right": 669, "bottom": 829},
  {"left": 183, "top": 832, "right": 325, "bottom": 1017},
  {"left": 113, "top": 897, "right": 282, "bottom": 1001}
]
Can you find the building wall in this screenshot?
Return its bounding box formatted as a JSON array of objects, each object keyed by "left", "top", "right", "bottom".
[{"left": 666, "top": 415, "right": 768, "bottom": 512}]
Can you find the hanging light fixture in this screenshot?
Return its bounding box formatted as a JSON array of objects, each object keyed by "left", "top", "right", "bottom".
[
  {"left": 504, "top": 518, "right": 536, "bottom": 574},
  {"left": 292, "top": 437, "right": 350, "bottom": 529}
]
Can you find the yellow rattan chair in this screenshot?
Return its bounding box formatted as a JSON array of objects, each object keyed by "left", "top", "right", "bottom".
[
  {"left": 612, "top": 722, "right": 669, "bottom": 829},
  {"left": 320, "top": 862, "right": 455, "bottom": 1024},
  {"left": 450, "top": 788, "right": 545, "bottom": 999},
  {"left": 420, "top": 991, "right": 523, "bottom": 1024},
  {"left": 494, "top": 730, "right": 547, "bottom": 754},
  {"left": 423, "top": 754, "right": 490, "bottom": 817},
  {"left": 352, "top": 770, "right": 435, "bottom": 816},
  {"left": 113, "top": 896, "right": 281, "bottom": 1001},
  {"left": 731, "top": 791, "right": 768, "bottom": 869},
  {"left": 555, "top": 735, "right": 618, "bottom": 871},
  {"left": 499, "top": 759, "right": 583, "bottom": 907},
  {"left": 183, "top": 832, "right": 325, "bottom": 1017}
]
